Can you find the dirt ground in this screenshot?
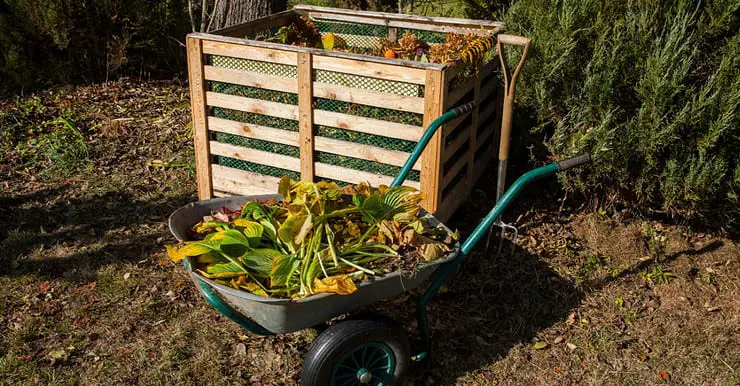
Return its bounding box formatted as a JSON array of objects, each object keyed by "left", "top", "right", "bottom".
[{"left": 1, "top": 80, "right": 738, "bottom": 385}]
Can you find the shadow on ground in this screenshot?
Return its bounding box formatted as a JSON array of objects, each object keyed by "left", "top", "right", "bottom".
[{"left": 0, "top": 185, "right": 194, "bottom": 281}]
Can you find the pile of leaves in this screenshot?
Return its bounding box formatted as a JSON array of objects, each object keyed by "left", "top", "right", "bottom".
[
  {"left": 259, "top": 16, "right": 493, "bottom": 66},
  {"left": 167, "top": 177, "right": 457, "bottom": 299}
]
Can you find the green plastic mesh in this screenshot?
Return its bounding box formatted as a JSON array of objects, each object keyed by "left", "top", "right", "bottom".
[
  {"left": 212, "top": 107, "right": 299, "bottom": 132},
  {"left": 316, "top": 126, "right": 415, "bottom": 153},
  {"left": 214, "top": 155, "right": 300, "bottom": 181},
  {"left": 314, "top": 97, "right": 422, "bottom": 125},
  {"left": 209, "top": 55, "right": 297, "bottom": 78},
  {"left": 211, "top": 81, "right": 298, "bottom": 104},
  {"left": 315, "top": 69, "right": 423, "bottom": 97},
  {"left": 316, "top": 151, "right": 420, "bottom": 181},
  {"left": 213, "top": 131, "right": 299, "bottom": 157}
]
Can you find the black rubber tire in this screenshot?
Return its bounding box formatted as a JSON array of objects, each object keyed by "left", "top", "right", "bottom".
[{"left": 300, "top": 319, "right": 410, "bottom": 386}]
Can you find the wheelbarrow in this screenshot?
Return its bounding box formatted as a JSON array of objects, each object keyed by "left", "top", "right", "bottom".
[{"left": 168, "top": 101, "right": 591, "bottom": 385}]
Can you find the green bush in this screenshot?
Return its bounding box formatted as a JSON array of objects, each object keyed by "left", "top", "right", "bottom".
[{"left": 489, "top": 0, "right": 738, "bottom": 230}]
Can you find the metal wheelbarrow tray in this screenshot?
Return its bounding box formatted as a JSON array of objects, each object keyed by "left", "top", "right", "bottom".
[{"left": 169, "top": 194, "right": 459, "bottom": 334}]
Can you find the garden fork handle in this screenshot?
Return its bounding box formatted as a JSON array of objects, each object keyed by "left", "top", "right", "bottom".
[{"left": 495, "top": 34, "right": 531, "bottom": 200}]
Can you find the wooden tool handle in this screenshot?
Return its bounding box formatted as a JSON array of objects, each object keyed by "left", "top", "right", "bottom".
[{"left": 496, "top": 34, "right": 531, "bottom": 161}]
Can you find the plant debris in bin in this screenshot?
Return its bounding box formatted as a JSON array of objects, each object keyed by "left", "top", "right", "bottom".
[
  {"left": 257, "top": 15, "right": 493, "bottom": 67},
  {"left": 167, "top": 177, "right": 458, "bottom": 299}
]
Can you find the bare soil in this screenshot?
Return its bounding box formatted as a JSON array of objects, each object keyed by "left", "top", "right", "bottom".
[{"left": 1, "top": 80, "right": 737, "bottom": 385}]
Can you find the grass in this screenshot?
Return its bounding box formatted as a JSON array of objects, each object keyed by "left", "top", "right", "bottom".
[{"left": 1, "top": 80, "right": 738, "bottom": 384}]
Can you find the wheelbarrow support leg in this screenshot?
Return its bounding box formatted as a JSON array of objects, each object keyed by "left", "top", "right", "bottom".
[{"left": 414, "top": 154, "right": 591, "bottom": 359}]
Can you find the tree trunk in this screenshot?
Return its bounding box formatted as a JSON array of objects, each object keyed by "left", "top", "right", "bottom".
[{"left": 208, "top": 0, "right": 287, "bottom": 31}]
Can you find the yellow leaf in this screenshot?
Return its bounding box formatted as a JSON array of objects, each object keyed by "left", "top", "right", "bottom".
[
  {"left": 166, "top": 243, "right": 211, "bottom": 262},
  {"left": 312, "top": 275, "right": 357, "bottom": 295}
]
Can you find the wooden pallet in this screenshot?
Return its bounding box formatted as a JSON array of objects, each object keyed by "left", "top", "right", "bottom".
[{"left": 187, "top": 5, "right": 503, "bottom": 221}]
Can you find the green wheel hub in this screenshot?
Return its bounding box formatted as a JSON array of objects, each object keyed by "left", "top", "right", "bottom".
[{"left": 330, "top": 342, "right": 396, "bottom": 385}]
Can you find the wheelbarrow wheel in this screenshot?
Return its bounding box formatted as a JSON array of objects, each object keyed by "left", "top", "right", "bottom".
[{"left": 301, "top": 319, "right": 410, "bottom": 386}]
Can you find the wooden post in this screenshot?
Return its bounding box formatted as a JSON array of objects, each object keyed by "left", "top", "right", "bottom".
[
  {"left": 297, "top": 51, "right": 315, "bottom": 181},
  {"left": 187, "top": 36, "right": 213, "bottom": 200},
  {"left": 420, "top": 69, "right": 445, "bottom": 215}
]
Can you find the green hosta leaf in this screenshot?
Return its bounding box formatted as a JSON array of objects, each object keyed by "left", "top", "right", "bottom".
[
  {"left": 381, "top": 186, "right": 423, "bottom": 219},
  {"left": 242, "top": 248, "right": 281, "bottom": 277},
  {"left": 166, "top": 241, "right": 219, "bottom": 262},
  {"left": 271, "top": 254, "right": 300, "bottom": 288},
  {"left": 278, "top": 213, "right": 313, "bottom": 248},
  {"left": 198, "top": 261, "right": 245, "bottom": 279},
  {"left": 233, "top": 219, "right": 264, "bottom": 245},
  {"left": 210, "top": 229, "right": 251, "bottom": 257},
  {"left": 278, "top": 175, "right": 292, "bottom": 201}
]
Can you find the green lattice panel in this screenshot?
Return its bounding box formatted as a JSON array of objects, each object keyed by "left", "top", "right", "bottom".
[
  {"left": 316, "top": 151, "right": 420, "bottom": 182},
  {"left": 214, "top": 155, "right": 300, "bottom": 181},
  {"left": 315, "top": 126, "right": 415, "bottom": 153},
  {"left": 212, "top": 107, "right": 299, "bottom": 132},
  {"left": 210, "top": 81, "right": 298, "bottom": 105},
  {"left": 314, "top": 69, "right": 423, "bottom": 97},
  {"left": 209, "top": 55, "right": 297, "bottom": 78}
]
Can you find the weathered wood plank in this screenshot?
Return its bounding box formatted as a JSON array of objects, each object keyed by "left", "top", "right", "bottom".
[
  {"left": 189, "top": 33, "right": 445, "bottom": 71},
  {"left": 297, "top": 52, "right": 315, "bottom": 181},
  {"left": 202, "top": 39, "right": 298, "bottom": 66},
  {"left": 420, "top": 69, "right": 445, "bottom": 214},
  {"left": 312, "top": 55, "right": 426, "bottom": 84},
  {"left": 210, "top": 141, "right": 301, "bottom": 171},
  {"left": 208, "top": 117, "right": 299, "bottom": 145},
  {"left": 203, "top": 66, "right": 298, "bottom": 92},
  {"left": 212, "top": 165, "right": 282, "bottom": 195},
  {"left": 443, "top": 127, "right": 470, "bottom": 162},
  {"left": 293, "top": 5, "right": 503, "bottom": 29},
  {"left": 445, "top": 75, "right": 476, "bottom": 109},
  {"left": 313, "top": 82, "right": 425, "bottom": 114},
  {"left": 206, "top": 92, "right": 299, "bottom": 120},
  {"left": 437, "top": 177, "right": 470, "bottom": 220},
  {"left": 187, "top": 37, "right": 213, "bottom": 200},
  {"left": 314, "top": 136, "right": 421, "bottom": 170},
  {"left": 313, "top": 110, "right": 423, "bottom": 142},
  {"left": 314, "top": 163, "right": 420, "bottom": 189},
  {"left": 441, "top": 156, "right": 468, "bottom": 187}
]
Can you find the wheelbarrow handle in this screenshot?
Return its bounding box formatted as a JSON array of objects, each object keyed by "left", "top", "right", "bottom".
[
  {"left": 414, "top": 153, "right": 591, "bottom": 358},
  {"left": 390, "top": 101, "right": 478, "bottom": 187}
]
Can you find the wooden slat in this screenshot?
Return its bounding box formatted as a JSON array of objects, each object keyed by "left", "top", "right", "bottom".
[
  {"left": 202, "top": 40, "right": 297, "bottom": 66},
  {"left": 314, "top": 163, "right": 420, "bottom": 189},
  {"left": 213, "top": 190, "right": 238, "bottom": 198},
  {"left": 210, "top": 141, "right": 300, "bottom": 172},
  {"left": 479, "top": 78, "right": 498, "bottom": 102},
  {"left": 313, "top": 110, "right": 423, "bottom": 142},
  {"left": 312, "top": 55, "right": 426, "bottom": 84},
  {"left": 446, "top": 76, "right": 476, "bottom": 109},
  {"left": 442, "top": 111, "right": 470, "bottom": 137},
  {"left": 438, "top": 178, "right": 470, "bottom": 221},
  {"left": 444, "top": 128, "right": 470, "bottom": 162},
  {"left": 191, "top": 33, "right": 445, "bottom": 71},
  {"left": 206, "top": 92, "right": 299, "bottom": 120},
  {"left": 442, "top": 156, "right": 468, "bottom": 187},
  {"left": 474, "top": 150, "right": 493, "bottom": 182},
  {"left": 476, "top": 125, "right": 495, "bottom": 152},
  {"left": 208, "top": 116, "right": 420, "bottom": 170},
  {"left": 203, "top": 66, "right": 298, "bottom": 93},
  {"left": 477, "top": 100, "right": 497, "bottom": 129},
  {"left": 314, "top": 136, "right": 420, "bottom": 170},
  {"left": 420, "top": 69, "right": 445, "bottom": 214},
  {"left": 211, "top": 165, "right": 282, "bottom": 195},
  {"left": 187, "top": 37, "right": 213, "bottom": 200},
  {"left": 298, "top": 52, "right": 315, "bottom": 181},
  {"left": 212, "top": 10, "right": 295, "bottom": 38},
  {"left": 313, "top": 82, "right": 425, "bottom": 114},
  {"left": 208, "top": 117, "right": 299, "bottom": 145},
  {"left": 293, "top": 5, "right": 503, "bottom": 29}
]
